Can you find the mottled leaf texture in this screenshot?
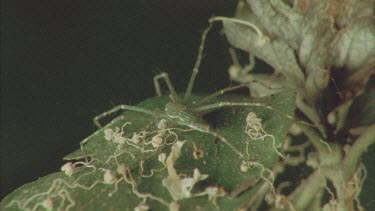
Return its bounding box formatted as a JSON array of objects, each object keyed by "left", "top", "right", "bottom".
[
  {"left": 331, "top": 18, "right": 375, "bottom": 99},
  {"left": 222, "top": 20, "right": 305, "bottom": 91},
  {"left": 1, "top": 92, "right": 295, "bottom": 210},
  {"left": 335, "top": 0, "right": 374, "bottom": 28},
  {"left": 220, "top": 1, "right": 374, "bottom": 210},
  {"left": 248, "top": 0, "right": 303, "bottom": 50},
  {"left": 224, "top": 0, "right": 374, "bottom": 125},
  {"left": 360, "top": 144, "right": 375, "bottom": 211}
]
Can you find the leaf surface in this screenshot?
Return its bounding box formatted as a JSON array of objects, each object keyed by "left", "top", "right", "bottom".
[{"left": 1, "top": 92, "right": 295, "bottom": 210}]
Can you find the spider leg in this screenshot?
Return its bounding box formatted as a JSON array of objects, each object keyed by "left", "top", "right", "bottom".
[
  {"left": 184, "top": 22, "right": 213, "bottom": 102},
  {"left": 193, "top": 80, "right": 284, "bottom": 106},
  {"left": 197, "top": 101, "right": 321, "bottom": 132},
  {"left": 195, "top": 102, "right": 296, "bottom": 122},
  {"left": 228, "top": 47, "right": 256, "bottom": 79},
  {"left": 80, "top": 115, "right": 127, "bottom": 159},
  {"left": 208, "top": 130, "right": 245, "bottom": 158},
  {"left": 243, "top": 54, "right": 256, "bottom": 74},
  {"left": 153, "top": 72, "right": 177, "bottom": 100},
  {"left": 228, "top": 47, "right": 240, "bottom": 67},
  {"left": 93, "top": 104, "right": 156, "bottom": 128},
  {"left": 82, "top": 107, "right": 162, "bottom": 160},
  {"left": 194, "top": 83, "right": 249, "bottom": 106}
]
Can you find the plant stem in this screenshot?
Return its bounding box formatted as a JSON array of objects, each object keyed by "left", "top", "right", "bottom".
[
  {"left": 295, "top": 95, "right": 327, "bottom": 137},
  {"left": 298, "top": 122, "right": 331, "bottom": 155},
  {"left": 288, "top": 171, "right": 324, "bottom": 210},
  {"left": 342, "top": 124, "right": 374, "bottom": 180},
  {"left": 318, "top": 125, "right": 374, "bottom": 210}
]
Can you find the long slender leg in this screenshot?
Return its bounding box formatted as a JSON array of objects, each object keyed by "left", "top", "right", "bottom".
[
  {"left": 196, "top": 101, "right": 317, "bottom": 128},
  {"left": 228, "top": 47, "right": 240, "bottom": 67},
  {"left": 196, "top": 101, "right": 296, "bottom": 121},
  {"left": 93, "top": 105, "right": 156, "bottom": 128},
  {"left": 208, "top": 130, "right": 245, "bottom": 159},
  {"left": 81, "top": 115, "right": 127, "bottom": 158},
  {"left": 184, "top": 22, "right": 213, "bottom": 102},
  {"left": 232, "top": 51, "right": 256, "bottom": 75},
  {"left": 194, "top": 83, "right": 249, "bottom": 106},
  {"left": 153, "top": 72, "right": 177, "bottom": 100},
  {"left": 228, "top": 47, "right": 256, "bottom": 80},
  {"left": 194, "top": 80, "right": 284, "bottom": 106},
  {"left": 83, "top": 109, "right": 161, "bottom": 156},
  {"left": 244, "top": 54, "right": 256, "bottom": 74}
]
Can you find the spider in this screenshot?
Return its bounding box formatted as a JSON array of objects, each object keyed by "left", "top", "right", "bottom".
[{"left": 80, "top": 22, "right": 292, "bottom": 159}]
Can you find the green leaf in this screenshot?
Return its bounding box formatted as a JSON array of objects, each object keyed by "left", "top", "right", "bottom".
[
  {"left": 330, "top": 18, "right": 375, "bottom": 99},
  {"left": 360, "top": 144, "right": 375, "bottom": 210},
  {"left": 335, "top": 0, "right": 374, "bottom": 27},
  {"left": 1, "top": 92, "right": 295, "bottom": 210},
  {"left": 222, "top": 19, "right": 305, "bottom": 91},
  {"left": 213, "top": 92, "right": 295, "bottom": 190},
  {"left": 331, "top": 18, "right": 375, "bottom": 72},
  {"left": 248, "top": 0, "right": 303, "bottom": 49}
]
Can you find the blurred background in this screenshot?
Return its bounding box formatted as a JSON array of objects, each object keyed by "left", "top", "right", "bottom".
[{"left": 1, "top": 0, "right": 238, "bottom": 198}]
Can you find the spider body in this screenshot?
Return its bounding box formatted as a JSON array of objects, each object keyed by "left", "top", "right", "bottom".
[
  {"left": 164, "top": 101, "right": 210, "bottom": 132},
  {"left": 3, "top": 19, "right": 303, "bottom": 211},
  {"left": 81, "top": 22, "right": 294, "bottom": 158}
]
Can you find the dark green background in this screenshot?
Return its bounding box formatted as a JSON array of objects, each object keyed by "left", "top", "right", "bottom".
[{"left": 1, "top": 1, "right": 238, "bottom": 198}]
